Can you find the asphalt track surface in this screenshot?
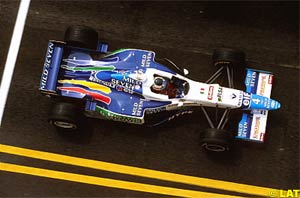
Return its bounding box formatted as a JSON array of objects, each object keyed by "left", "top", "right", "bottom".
[{"left": 0, "top": 1, "right": 299, "bottom": 197}]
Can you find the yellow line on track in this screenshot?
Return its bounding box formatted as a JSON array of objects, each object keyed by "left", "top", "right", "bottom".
[
  {"left": 0, "top": 144, "right": 279, "bottom": 197},
  {"left": 0, "top": 162, "right": 239, "bottom": 198}
]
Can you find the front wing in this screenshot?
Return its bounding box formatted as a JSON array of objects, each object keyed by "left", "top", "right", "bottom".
[{"left": 236, "top": 69, "right": 274, "bottom": 142}]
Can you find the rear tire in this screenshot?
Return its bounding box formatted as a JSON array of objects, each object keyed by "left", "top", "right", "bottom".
[
  {"left": 49, "top": 102, "right": 81, "bottom": 130},
  {"left": 200, "top": 128, "right": 234, "bottom": 152},
  {"left": 212, "top": 48, "right": 246, "bottom": 68},
  {"left": 64, "top": 25, "right": 98, "bottom": 50}
]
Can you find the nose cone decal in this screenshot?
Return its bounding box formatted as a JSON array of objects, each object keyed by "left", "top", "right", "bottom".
[
  {"left": 269, "top": 99, "right": 281, "bottom": 110},
  {"left": 242, "top": 92, "right": 281, "bottom": 110}
]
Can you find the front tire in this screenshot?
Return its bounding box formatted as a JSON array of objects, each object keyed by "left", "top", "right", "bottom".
[
  {"left": 200, "top": 128, "right": 234, "bottom": 152},
  {"left": 64, "top": 25, "right": 99, "bottom": 50},
  {"left": 212, "top": 48, "right": 246, "bottom": 68},
  {"left": 49, "top": 102, "right": 81, "bottom": 130}
]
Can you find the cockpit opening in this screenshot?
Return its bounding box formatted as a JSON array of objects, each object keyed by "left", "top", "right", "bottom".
[{"left": 151, "top": 75, "right": 189, "bottom": 99}]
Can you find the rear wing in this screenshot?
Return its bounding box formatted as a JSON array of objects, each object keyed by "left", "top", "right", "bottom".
[
  {"left": 236, "top": 69, "right": 274, "bottom": 142},
  {"left": 39, "top": 41, "right": 65, "bottom": 95}
]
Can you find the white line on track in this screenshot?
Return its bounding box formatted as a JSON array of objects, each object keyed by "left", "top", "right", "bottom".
[{"left": 0, "top": 0, "right": 31, "bottom": 126}]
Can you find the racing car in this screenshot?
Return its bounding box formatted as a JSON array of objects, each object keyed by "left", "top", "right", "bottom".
[{"left": 39, "top": 26, "right": 281, "bottom": 152}]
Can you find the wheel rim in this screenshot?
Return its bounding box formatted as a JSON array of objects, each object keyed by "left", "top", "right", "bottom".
[
  {"left": 53, "top": 121, "right": 77, "bottom": 129},
  {"left": 202, "top": 143, "right": 227, "bottom": 152}
]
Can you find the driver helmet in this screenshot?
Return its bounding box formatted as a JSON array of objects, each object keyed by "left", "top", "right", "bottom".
[{"left": 152, "top": 76, "right": 168, "bottom": 91}]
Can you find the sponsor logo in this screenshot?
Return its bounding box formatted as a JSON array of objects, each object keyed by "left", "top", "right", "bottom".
[
  {"left": 111, "top": 78, "right": 137, "bottom": 94},
  {"left": 168, "top": 110, "right": 193, "bottom": 121},
  {"left": 97, "top": 106, "right": 143, "bottom": 124},
  {"left": 217, "top": 87, "right": 223, "bottom": 102},
  {"left": 141, "top": 52, "right": 152, "bottom": 67},
  {"left": 250, "top": 72, "right": 257, "bottom": 87},
  {"left": 242, "top": 92, "right": 251, "bottom": 108},
  {"left": 245, "top": 73, "right": 251, "bottom": 86},
  {"left": 238, "top": 122, "right": 248, "bottom": 137},
  {"left": 252, "top": 117, "right": 261, "bottom": 139},
  {"left": 231, "top": 93, "right": 236, "bottom": 99},
  {"left": 259, "top": 76, "right": 267, "bottom": 96},
  {"left": 90, "top": 75, "right": 117, "bottom": 88},
  {"left": 132, "top": 99, "right": 144, "bottom": 117},
  {"left": 262, "top": 97, "right": 270, "bottom": 108},
  {"left": 123, "top": 76, "right": 142, "bottom": 85},
  {"left": 40, "top": 42, "right": 54, "bottom": 89},
  {"left": 146, "top": 106, "right": 167, "bottom": 114},
  {"left": 207, "top": 86, "right": 214, "bottom": 100},
  {"left": 237, "top": 91, "right": 243, "bottom": 106},
  {"left": 271, "top": 100, "right": 275, "bottom": 108}
]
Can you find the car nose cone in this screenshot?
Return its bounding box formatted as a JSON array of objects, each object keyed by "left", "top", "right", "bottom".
[{"left": 270, "top": 99, "right": 281, "bottom": 110}]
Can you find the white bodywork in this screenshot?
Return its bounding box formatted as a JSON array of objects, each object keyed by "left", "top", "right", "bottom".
[{"left": 130, "top": 68, "right": 243, "bottom": 110}]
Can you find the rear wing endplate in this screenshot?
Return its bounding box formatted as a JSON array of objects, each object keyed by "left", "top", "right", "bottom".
[{"left": 39, "top": 41, "right": 65, "bottom": 94}]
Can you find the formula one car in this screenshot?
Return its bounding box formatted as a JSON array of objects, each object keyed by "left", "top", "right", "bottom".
[{"left": 39, "top": 26, "right": 281, "bottom": 152}]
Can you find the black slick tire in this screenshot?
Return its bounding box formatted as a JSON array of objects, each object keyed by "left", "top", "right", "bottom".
[
  {"left": 212, "top": 48, "right": 246, "bottom": 68},
  {"left": 64, "top": 25, "right": 98, "bottom": 50},
  {"left": 200, "top": 128, "right": 234, "bottom": 152},
  {"left": 48, "top": 102, "right": 81, "bottom": 130}
]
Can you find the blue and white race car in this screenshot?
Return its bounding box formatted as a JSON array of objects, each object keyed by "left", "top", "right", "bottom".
[{"left": 39, "top": 26, "right": 281, "bottom": 152}]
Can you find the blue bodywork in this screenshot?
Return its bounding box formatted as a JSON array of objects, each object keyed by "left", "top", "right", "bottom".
[
  {"left": 243, "top": 69, "right": 280, "bottom": 110},
  {"left": 39, "top": 41, "right": 186, "bottom": 125}
]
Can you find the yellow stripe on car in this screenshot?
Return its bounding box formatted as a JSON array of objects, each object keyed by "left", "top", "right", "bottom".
[{"left": 58, "top": 79, "right": 111, "bottom": 94}]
